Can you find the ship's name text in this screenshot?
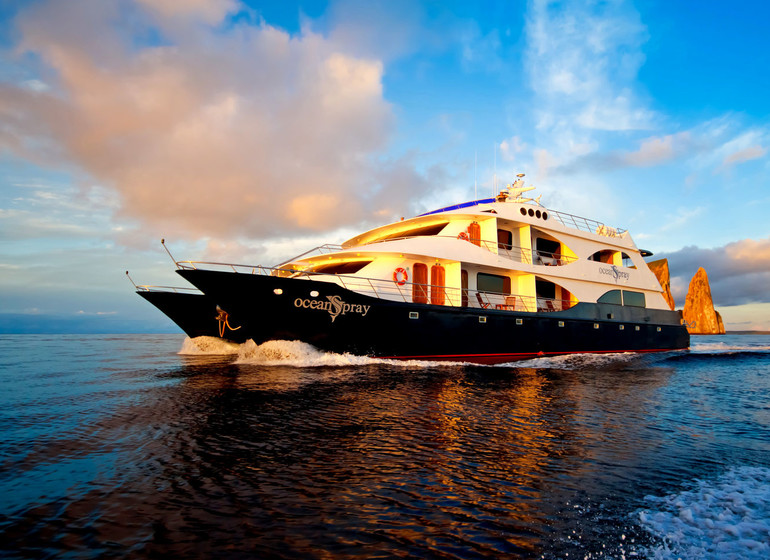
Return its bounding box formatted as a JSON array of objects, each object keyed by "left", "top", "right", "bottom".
[{"left": 294, "top": 295, "right": 371, "bottom": 322}]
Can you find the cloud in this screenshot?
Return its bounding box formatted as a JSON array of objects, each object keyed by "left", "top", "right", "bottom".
[
  {"left": 525, "top": 0, "right": 653, "bottom": 139},
  {"left": 0, "top": 0, "right": 431, "bottom": 241},
  {"left": 657, "top": 237, "right": 770, "bottom": 306},
  {"left": 723, "top": 145, "right": 766, "bottom": 167}
]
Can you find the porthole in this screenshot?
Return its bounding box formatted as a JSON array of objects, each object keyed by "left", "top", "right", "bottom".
[
  {"left": 619, "top": 325, "right": 625, "bottom": 331},
  {"left": 310, "top": 290, "right": 319, "bottom": 297},
  {"left": 516, "top": 318, "right": 524, "bottom": 325},
  {"left": 479, "top": 316, "right": 487, "bottom": 324},
  {"left": 542, "top": 212, "right": 548, "bottom": 220},
  {"left": 558, "top": 321, "right": 565, "bottom": 327},
  {"left": 528, "top": 208, "right": 535, "bottom": 217},
  {"left": 635, "top": 326, "right": 641, "bottom": 331},
  {"left": 657, "top": 327, "right": 662, "bottom": 332},
  {"left": 536, "top": 210, "right": 542, "bottom": 219},
  {"left": 594, "top": 323, "right": 600, "bottom": 329},
  {"left": 273, "top": 288, "right": 283, "bottom": 295},
  {"left": 409, "top": 312, "right": 419, "bottom": 320},
  {"left": 520, "top": 207, "right": 527, "bottom": 216}
]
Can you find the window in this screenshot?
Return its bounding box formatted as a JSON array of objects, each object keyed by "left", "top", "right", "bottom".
[
  {"left": 477, "top": 272, "right": 511, "bottom": 294},
  {"left": 413, "top": 263, "right": 428, "bottom": 304},
  {"left": 598, "top": 290, "right": 622, "bottom": 305},
  {"left": 381, "top": 222, "right": 448, "bottom": 241},
  {"left": 312, "top": 260, "right": 372, "bottom": 274},
  {"left": 623, "top": 291, "right": 646, "bottom": 308},
  {"left": 588, "top": 250, "right": 616, "bottom": 264}
]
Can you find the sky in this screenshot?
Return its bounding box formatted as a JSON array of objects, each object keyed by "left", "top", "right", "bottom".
[{"left": 0, "top": 0, "right": 768, "bottom": 333}]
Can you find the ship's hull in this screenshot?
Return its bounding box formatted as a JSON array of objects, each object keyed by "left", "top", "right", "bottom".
[
  {"left": 177, "top": 269, "right": 690, "bottom": 364},
  {"left": 137, "top": 290, "right": 250, "bottom": 342}
]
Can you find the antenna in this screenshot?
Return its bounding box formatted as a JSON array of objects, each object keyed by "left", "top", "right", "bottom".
[
  {"left": 474, "top": 150, "right": 477, "bottom": 199},
  {"left": 493, "top": 142, "right": 497, "bottom": 195},
  {"left": 160, "top": 239, "right": 179, "bottom": 268}
]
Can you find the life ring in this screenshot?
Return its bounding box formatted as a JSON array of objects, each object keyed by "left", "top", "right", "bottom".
[
  {"left": 457, "top": 231, "right": 469, "bottom": 241},
  {"left": 393, "top": 267, "right": 408, "bottom": 285}
]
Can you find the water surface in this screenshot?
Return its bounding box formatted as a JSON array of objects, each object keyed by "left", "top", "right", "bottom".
[{"left": 1, "top": 334, "right": 768, "bottom": 558}]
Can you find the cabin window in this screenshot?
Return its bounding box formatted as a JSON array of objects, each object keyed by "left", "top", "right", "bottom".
[
  {"left": 477, "top": 273, "right": 511, "bottom": 294},
  {"left": 312, "top": 260, "right": 372, "bottom": 275},
  {"left": 381, "top": 222, "right": 448, "bottom": 242},
  {"left": 413, "top": 263, "right": 428, "bottom": 304},
  {"left": 588, "top": 250, "right": 616, "bottom": 264},
  {"left": 623, "top": 290, "right": 646, "bottom": 308},
  {"left": 536, "top": 238, "right": 561, "bottom": 265},
  {"left": 621, "top": 253, "right": 635, "bottom": 268},
  {"left": 598, "top": 290, "right": 622, "bottom": 305},
  {"left": 535, "top": 279, "right": 556, "bottom": 299},
  {"left": 430, "top": 264, "right": 446, "bottom": 305},
  {"left": 497, "top": 229, "right": 513, "bottom": 250}
]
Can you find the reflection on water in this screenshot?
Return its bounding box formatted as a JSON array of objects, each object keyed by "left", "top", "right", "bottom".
[{"left": 0, "top": 335, "right": 768, "bottom": 558}]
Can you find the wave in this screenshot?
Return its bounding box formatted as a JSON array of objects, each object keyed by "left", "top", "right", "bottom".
[
  {"left": 233, "top": 339, "right": 468, "bottom": 368},
  {"left": 635, "top": 466, "right": 770, "bottom": 559},
  {"left": 178, "top": 336, "right": 241, "bottom": 355}
]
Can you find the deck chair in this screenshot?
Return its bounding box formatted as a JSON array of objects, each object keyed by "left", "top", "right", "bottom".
[{"left": 476, "top": 292, "right": 490, "bottom": 309}]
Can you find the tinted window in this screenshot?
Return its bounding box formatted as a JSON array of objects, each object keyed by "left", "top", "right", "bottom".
[
  {"left": 597, "top": 290, "right": 622, "bottom": 305},
  {"left": 477, "top": 273, "right": 510, "bottom": 293},
  {"left": 623, "top": 291, "right": 646, "bottom": 307}
]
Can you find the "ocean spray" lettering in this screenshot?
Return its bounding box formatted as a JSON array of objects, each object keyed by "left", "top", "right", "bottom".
[{"left": 293, "top": 295, "right": 371, "bottom": 322}]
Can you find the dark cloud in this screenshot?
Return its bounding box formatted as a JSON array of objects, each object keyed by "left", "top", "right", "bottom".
[{"left": 653, "top": 238, "right": 770, "bottom": 306}]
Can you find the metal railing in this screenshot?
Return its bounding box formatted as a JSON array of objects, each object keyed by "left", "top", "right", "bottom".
[
  {"left": 546, "top": 209, "right": 627, "bottom": 237},
  {"left": 175, "top": 262, "right": 575, "bottom": 313},
  {"left": 136, "top": 285, "right": 202, "bottom": 294}
]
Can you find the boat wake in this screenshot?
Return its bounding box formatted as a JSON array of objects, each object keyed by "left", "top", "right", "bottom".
[
  {"left": 178, "top": 336, "right": 241, "bottom": 355},
  {"left": 635, "top": 466, "right": 770, "bottom": 559}
]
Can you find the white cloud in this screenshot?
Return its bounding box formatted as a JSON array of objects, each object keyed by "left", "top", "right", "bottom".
[{"left": 0, "top": 0, "right": 431, "bottom": 243}]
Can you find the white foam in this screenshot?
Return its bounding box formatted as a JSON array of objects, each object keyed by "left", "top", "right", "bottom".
[
  {"left": 233, "top": 339, "right": 467, "bottom": 368},
  {"left": 691, "top": 340, "right": 770, "bottom": 353},
  {"left": 636, "top": 466, "right": 770, "bottom": 560},
  {"left": 178, "top": 336, "right": 241, "bottom": 355},
  {"left": 509, "top": 351, "right": 639, "bottom": 369}
]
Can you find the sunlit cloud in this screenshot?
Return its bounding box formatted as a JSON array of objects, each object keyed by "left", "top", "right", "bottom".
[{"left": 0, "top": 0, "right": 431, "bottom": 243}]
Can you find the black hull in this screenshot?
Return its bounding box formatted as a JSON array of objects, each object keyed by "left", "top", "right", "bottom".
[
  {"left": 178, "top": 269, "right": 690, "bottom": 364},
  {"left": 137, "top": 290, "right": 250, "bottom": 342}
]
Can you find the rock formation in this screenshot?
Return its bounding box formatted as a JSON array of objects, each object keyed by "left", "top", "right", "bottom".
[
  {"left": 647, "top": 258, "right": 675, "bottom": 311},
  {"left": 682, "top": 267, "right": 726, "bottom": 334}
]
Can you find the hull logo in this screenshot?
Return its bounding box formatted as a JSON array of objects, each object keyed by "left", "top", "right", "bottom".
[
  {"left": 599, "top": 265, "right": 630, "bottom": 282},
  {"left": 294, "top": 295, "right": 371, "bottom": 322}
]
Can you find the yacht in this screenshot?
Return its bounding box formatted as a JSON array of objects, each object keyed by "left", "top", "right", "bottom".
[{"left": 156, "top": 177, "right": 690, "bottom": 363}]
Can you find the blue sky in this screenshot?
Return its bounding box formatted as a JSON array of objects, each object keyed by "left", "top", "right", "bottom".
[{"left": 1, "top": 0, "right": 768, "bottom": 333}]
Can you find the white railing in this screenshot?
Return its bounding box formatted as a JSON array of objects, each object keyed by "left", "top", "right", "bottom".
[{"left": 175, "top": 262, "right": 575, "bottom": 313}]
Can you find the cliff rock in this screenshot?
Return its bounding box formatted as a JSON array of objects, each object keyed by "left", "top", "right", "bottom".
[
  {"left": 682, "top": 267, "right": 726, "bottom": 334},
  {"left": 647, "top": 258, "right": 675, "bottom": 311}
]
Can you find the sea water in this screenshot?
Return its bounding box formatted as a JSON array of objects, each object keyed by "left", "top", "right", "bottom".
[{"left": 0, "top": 334, "right": 768, "bottom": 559}]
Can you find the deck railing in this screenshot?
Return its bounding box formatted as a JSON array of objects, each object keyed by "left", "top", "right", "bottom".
[
  {"left": 135, "top": 284, "right": 202, "bottom": 294},
  {"left": 546, "top": 209, "right": 627, "bottom": 237},
  {"left": 175, "top": 262, "right": 575, "bottom": 313}
]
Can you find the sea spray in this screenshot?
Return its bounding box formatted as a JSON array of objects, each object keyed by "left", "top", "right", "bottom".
[
  {"left": 636, "top": 466, "right": 770, "bottom": 559},
  {"left": 178, "top": 336, "right": 241, "bottom": 355}
]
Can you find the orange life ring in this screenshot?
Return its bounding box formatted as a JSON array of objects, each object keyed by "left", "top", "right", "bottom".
[
  {"left": 457, "top": 231, "right": 470, "bottom": 241},
  {"left": 393, "top": 267, "right": 408, "bottom": 285}
]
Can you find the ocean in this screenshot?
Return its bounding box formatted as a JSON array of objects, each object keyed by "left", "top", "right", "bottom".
[{"left": 0, "top": 334, "right": 768, "bottom": 559}]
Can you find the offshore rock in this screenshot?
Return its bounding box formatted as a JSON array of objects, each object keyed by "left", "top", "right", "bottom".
[
  {"left": 683, "top": 267, "right": 726, "bottom": 334},
  {"left": 648, "top": 258, "right": 675, "bottom": 311}
]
